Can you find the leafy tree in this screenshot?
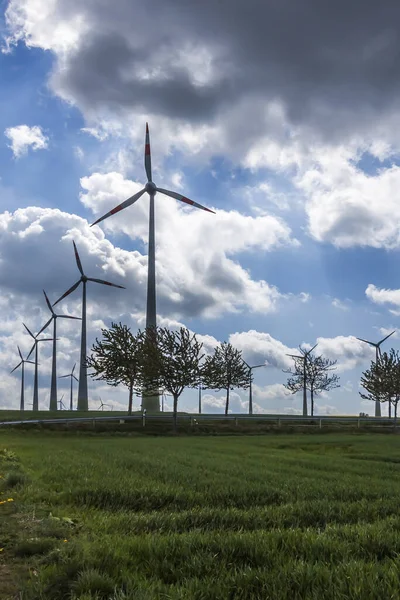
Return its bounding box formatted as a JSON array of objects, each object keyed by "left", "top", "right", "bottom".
[
  {"left": 86, "top": 322, "right": 143, "bottom": 414},
  {"left": 201, "top": 342, "right": 250, "bottom": 415},
  {"left": 141, "top": 326, "right": 204, "bottom": 431},
  {"left": 284, "top": 350, "right": 340, "bottom": 416},
  {"left": 360, "top": 349, "right": 400, "bottom": 426}
]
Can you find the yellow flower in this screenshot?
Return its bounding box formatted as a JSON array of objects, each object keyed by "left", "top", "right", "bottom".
[
  {"left": 0, "top": 501, "right": 6, "bottom": 505},
  {"left": 7, "top": 499, "right": 14, "bottom": 502},
  {"left": 63, "top": 539, "right": 68, "bottom": 543}
]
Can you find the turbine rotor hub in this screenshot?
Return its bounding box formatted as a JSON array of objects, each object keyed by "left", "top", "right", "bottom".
[
  {"left": 82, "top": 275, "right": 87, "bottom": 282},
  {"left": 145, "top": 181, "right": 157, "bottom": 195}
]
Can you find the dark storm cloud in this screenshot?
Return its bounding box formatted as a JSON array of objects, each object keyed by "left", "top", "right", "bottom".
[{"left": 46, "top": 0, "right": 400, "bottom": 138}]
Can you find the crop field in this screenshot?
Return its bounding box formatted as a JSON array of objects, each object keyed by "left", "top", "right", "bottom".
[{"left": 2, "top": 432, "right": 400, "bottom": 599}]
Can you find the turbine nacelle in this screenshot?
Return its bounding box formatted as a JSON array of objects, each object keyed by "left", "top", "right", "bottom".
[{"left": 145, "top": 181, "right": 157, "bottom": 195}]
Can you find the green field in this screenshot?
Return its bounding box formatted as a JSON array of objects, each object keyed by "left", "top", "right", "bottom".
[{"left": 2, "top": 432, "right": 400, "bottom": 599}]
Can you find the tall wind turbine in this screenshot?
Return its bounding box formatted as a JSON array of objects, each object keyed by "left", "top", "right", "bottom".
[
  {"left": 356, "top": 331, "right": 395, "bottom": 417},
  {"left": 59, "top": 363, "right": 78, "bottom": 410},
  {"left": 24, "top": 325, "right": 53, "bottom": 411},
  {"left": 41, "top": 290, "right": 81, "bottom": 411},
  {"left": 53, "top": 241, "right": 125, "bottom": 412},
  {"left": 10, "top": 346, "right": 35, "bottom": 411},
  {"left": 90, "top": 123, "right": 215, "bottom": 412},
  {"left": 286, "top": 344, "right": 317, "bottom": 416}
]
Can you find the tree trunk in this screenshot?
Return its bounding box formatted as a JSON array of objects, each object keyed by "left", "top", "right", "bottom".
[
  {"left": 173, "top": 393, "right": 179, "bottom": 433},
  {"left": 389, "top": 400, "right": 392, "bottom": 419},
  {"left": 311, "top": 386, "right": 314, "bottom": 417},
  {"left": 225, "top": 387, "right": 230, "bottom": 415},
  {"left": 128, "top": 383, "right": 133, "bottom": 415},
  {"left": 394, "top": 402, "right": 398, "bottom": 432}
]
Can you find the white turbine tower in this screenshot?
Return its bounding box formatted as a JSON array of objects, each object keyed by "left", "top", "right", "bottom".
[
  {"left": 286, "top": 344, "right": 317, "bottom": 416},
  {"left": 90, "top": 123, "right": 215, "bottom": 412},
  {"left": 59, "top": 363, "right": 78, "bottom": 410},
  {"left": 41, "top": 290, "right": 81, "bottom": 411},
  {"left": 24, "top": 324, "right": 53, "bottom": 411},
  {"left": 53, "top": 241, "right": 125, "bottom": 412}
]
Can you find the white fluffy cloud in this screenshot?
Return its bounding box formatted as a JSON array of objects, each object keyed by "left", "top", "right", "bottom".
[
  {"left": 4, "top": 124, "right": 48, "bottom": 158},
  {"left": 365, "top": 283, "right": 400, "bottom": 308}
]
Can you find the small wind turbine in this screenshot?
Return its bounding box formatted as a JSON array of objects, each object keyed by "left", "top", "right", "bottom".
[
  {"left": 10, "top": 346, "right": 35, "bottom": 411},
  {"left": 356, "top": 331, "right": 396, "bottom": 417},
  {"left": 41, "top": 290, "right": 81, "bottom": 411},
  {"left": 59, "top": 363, "right": 78, "bottom": 410},
  {"left": 90, "top": 123, "right": 215, "bottom": 412},
  {"left": 24, "top": 324, "right": 53, "bottom": 411},
  {"left": 53, "top": 241, "right": 125, "bottom": 412},
  {"left": 242, "top": 361, "right": 267, "bottom": 415},
  {"left": 98, "top": 398, "right": 110, "bottom": 411},
  {"left": 58, "top": 394, "right": 66, "bottom": 410},
  {"left": 286, "top": 344, "right": 317, "bottom": 416}
]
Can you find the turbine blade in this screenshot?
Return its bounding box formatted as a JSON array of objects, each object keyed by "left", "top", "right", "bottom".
[
  {"left": 23, "top": 323, "right": 35, "bottom": 339},
  {"left": 73, "top": 241, "right": 84, "bottom": 276},
  {"left": 306, "top": 343, "right": 318, "bottom": 356},
  {"left": 37, "top": 318, "right": 52, "bottom": 336},
  {"left": 58, "top": 315, "right": 81, "bottom": 320},
  {"left": 58, "top": 374, "right": 70, "bottom": 379},
  {"left": 27, "top": 343, "right": 35, "bottom": 360},
  {"left": 53, "top": 280, "right": 81, "bottom": 306},
  {"left": 43, "top": 290, "right": 54, "bottom": 314},
  {"left": 157, "top": 188, "right": 215, "bottom": 213},
  {"left": 73, "top": 375, "right": 79, "bottom": 382},
  {"left": 87, "top": 278, "right": 125, "bottom": 289},
  {"left": 145, "top": 122, "right": 152, "bottom": 182},
  {"left": 25, "top": 360, "right": 35, "bottom": 365},
  {"left": 356, "top": 337, "right": 376, "bottom": 347},
  {"left": 90, "top": 189, "right": 146, "bottom": 227},
  {"left": 10, "top": 362, "right": 22, "bottom": 374},
  {"left": 378, "top": 331, "right": 396, "bottom": 345},
  {"left": 72, "top": 363, "right": 76, "bottom": 374},
  {"left": 17, "top": 345, "right": 23, "bottom": 360}
]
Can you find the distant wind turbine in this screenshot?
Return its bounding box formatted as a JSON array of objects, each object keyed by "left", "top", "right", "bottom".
[
  {"left": 58, "top": 394, "right": 66, "bottom": 411},
  {"left": 10, "top": 346, "right": 35, "bottom": 411},
  {"left": 24, "top": 324, "right": 53, "bottom": 411},
  {"left": 41, "top": 290, "right": 81, "bottom": 411},
  {"left": 286, "top": 344, "right": 318, "bottom": 416},
  {"left": 59, "top": 363, "right": 78, "bottom": 410},
  {"left": 53, "top": 241, "right": 125, "bottom": 412},
  {"left": 90, "top": 123, "right": 215, "bottom": 412},
  {"left": 356, "top": 331, "right": 396, "bottom": 417},
  {"left": 98, "top": 398, "right": 110, "bottom": 411}
]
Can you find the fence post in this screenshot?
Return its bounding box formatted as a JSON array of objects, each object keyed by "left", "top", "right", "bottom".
[
  {"left": 277, "top": 418, "right": 281, "bottom": 428},
  {"left": 357, "top": 419, "right": 360, "bottom": 429},
  {"left": 319, "top": 419, "right": 322, "bottom": 429},
  {"left": 190, "top": 417, "right": 193, "bottom": 427},
  {"left": 92, "top": 419, "right": 96, "bottom": 430},
  {"left": 142, "top": 414, "right": 146, "bottom": 427},
  {"left": 235, "top": 417, "right": 238, "bottom": 426}
]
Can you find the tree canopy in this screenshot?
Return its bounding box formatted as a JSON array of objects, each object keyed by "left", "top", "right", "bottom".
[
  {"left": 360, "top": 349, "right": 400, "bottom": 424},
  {"left": 201, "top": 342, "right": 250, "bottom": 415}
]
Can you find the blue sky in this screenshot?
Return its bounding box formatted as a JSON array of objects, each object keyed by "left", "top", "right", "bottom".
[{"left": 1, "top": 0, "right": 400, "bottom": 415}]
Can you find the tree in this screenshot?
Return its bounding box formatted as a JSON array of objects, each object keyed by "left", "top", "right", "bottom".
[
  {"left": 360, "top": 349, "right": 400, "bottom": 427},
  {"left": 141, "top": 326, "right": 204, "bottom": 431},
  {"left": 284, "top": 350, "right": 340, "bottom": 416},
  {"left": 86, "top": 322, "right": 143, "bottom": 415},
  {"left": 201, "top": 342, "right": 250, "bottom": 415}
]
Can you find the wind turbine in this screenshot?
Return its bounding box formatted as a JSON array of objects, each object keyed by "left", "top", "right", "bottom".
[
  {"left": 24, "top": 324, "right": 53, "bottom": 411},
  {"left": 58, "top": 394, "right": 66, "bottom": 410},
  {"left": 242, "top": 361, "right": 267, "bottom": 415},
  {"left": 53, "top": 241, "right": 125, "bottom": 412},
  {"left": 90, "top": 123, "right": 215, "bottom": 412},
  {"left": 286, "top": 344, "right": 317, "bottom": 416},
  {"left": 10, "top": 346, "right": 35, "bottom": 411},
  {"left": 356, "top": 331, "right": 395, "bottom": 417},
  {"left": 59, "top": 363, "right": 78, "bottom": 410},
  {"left": 41, "top": 290, "right": 81, "bottom": 411},
  {"left": 98, "top": 398, "right": 110, "bottom": 411}
]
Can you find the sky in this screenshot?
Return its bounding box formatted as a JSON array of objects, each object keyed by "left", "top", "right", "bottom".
[{"left": 2, "top": 0, "right": 400, "bottom": 415}]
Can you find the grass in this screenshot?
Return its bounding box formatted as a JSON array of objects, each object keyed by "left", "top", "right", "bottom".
[{"left": 2, "top": 432, "right": 400, "bottom": 598}]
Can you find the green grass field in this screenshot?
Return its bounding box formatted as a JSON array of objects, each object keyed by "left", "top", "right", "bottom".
[{"left": 2, "top": 432, "right": 400, "bottom": 599}]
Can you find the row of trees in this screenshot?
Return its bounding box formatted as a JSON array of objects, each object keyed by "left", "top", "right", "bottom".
[
  {"left": 360, "top": 349, "right": 400, "bottom": 424},
  {"left": 86, "top": 323, "right": 250, "bottom": 429}
]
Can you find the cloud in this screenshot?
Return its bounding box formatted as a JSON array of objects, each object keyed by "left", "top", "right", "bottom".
[
  {"left": 6, "top": 0, "right": 400, "bottom": 148},
  {"left": 332, "top": 298, "right": 349, "bottom": 311},
  {"left": 366, "top": 283, "right": 400, "bottom": 308},
  {"left": 228, "top": 330, "right": 295, "bottom": 370},
  {"left": 314, "top": 335, "right": 374, "bottom": 372},
  {"left": 4, "top": 125, "right": 48, "bottom": 158}
]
